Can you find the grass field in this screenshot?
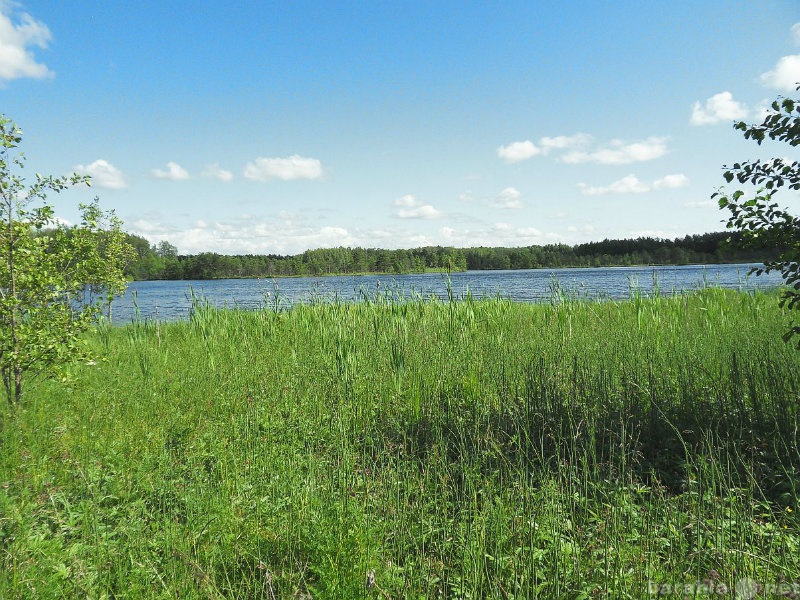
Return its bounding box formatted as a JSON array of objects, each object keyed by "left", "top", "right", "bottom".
[{"left": 1, "top": 288, "right": 799, "bottom": 598}]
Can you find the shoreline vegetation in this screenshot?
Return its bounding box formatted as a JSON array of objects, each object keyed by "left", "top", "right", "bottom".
[
  {"left": 1, "top": 288, "right": 798, "bottom": 597},
  {"left": 124, "top": 230, "right": 781, "bottom": 281}
]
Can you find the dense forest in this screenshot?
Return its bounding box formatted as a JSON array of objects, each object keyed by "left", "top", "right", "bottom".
[{"left": 120, "top": 231, "right": 779, "bottom": 281}]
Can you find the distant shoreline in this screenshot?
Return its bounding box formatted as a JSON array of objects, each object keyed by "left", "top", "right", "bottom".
[
  {"left": 122, "top": 230, "right": 780, "bottom": 281},
  {"left": 127, "top": 259, "right": 768, "bottom": 282}
]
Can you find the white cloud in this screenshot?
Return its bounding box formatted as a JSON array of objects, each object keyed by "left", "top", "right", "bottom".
[
  {"left": 51, "top": 215, "right": 72, "bottom": 227},
  {"left": 244, "top": 155, "right": 323, "bottom": 181},
  {"left": 131, "top": 219, "right": 171, "bottom": 235},
  {"left": 74, "top": 159, "right": 127, "bottom": 189},
  {"left": 397, "top": 204, "right": 442, "bottom": 219},
  {"left": 490, "top": 187, "right": 523, "bottom": 209},
  {"left": 760, "top": 54, "right": 800, "bottom": 91},
  {"left": 758, "top": 23, "right": 800, "bottom": 91},
  {"left": 201, "top": 163, "right": 233, "bottom": 182},
  {"left": 491, "top": 222, "right": 543, "bottom": 237},
  {"left": 130, "top": 214, "right": 442, "bottom": 255},
  {"left": 436, "top": 224, "right": 556, "bottom": 247},
  {"left": 498, "top": 134, "right": 591, "bottom": 163},
  {"left": 0, "top": 9, "right": 53, "bottom": 81},
  {"left": 539, "top": 134, "right": 592, "bottom": 152},
  {"left": 397, "top": 205, "right": 442, "bottom": 219},
  {"left": 393, "top": 194, "right": 418, "bottom": 207},
  {"left": 579, "top": 175, "right": 649, "bottom": 196},
  {"left": 152, "top": 161, "right": 190, "bottom": 180},
  {"left": 499, "top": 133, "right": 664, "bottom": 165},
  {"left": 130, "top": 211, "right": 582, "bottom": 254},
  {"left": 579, "top": 173, "right": 688, "bottom": 195},
  {"left": 683, "top": 199, "right": 716, "bottom": 209},
  {"left": 497, "top": 140, "right": 541, "bottom": 163},
  {"left": 690, "top": 91, "right": 749, "bottom": 125},
  {"left": 516, "top": 226, "right": 544, "bottom": 236},
  {"left": 562, "top": 137, "right": 668, "bottom": 165},
  {"left": 392, "top": 194, "right": 442, "bottom": 219},
  {"left": 653, "top": 173, "right": 689, "bottom": 189}
]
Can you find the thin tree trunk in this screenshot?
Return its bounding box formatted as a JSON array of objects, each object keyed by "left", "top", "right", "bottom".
[
  {"left": 3, "top": 189, "right": 20, "bottom": 406},
  {"left": 13, "top": 365, "right": 21, "bottom": 404}
]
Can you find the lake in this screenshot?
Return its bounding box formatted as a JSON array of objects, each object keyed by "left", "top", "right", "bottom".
[{"left": 109, "top": 263, "right": 785, "bottom": 323}]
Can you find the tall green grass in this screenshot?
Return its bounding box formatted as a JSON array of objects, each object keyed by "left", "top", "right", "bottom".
[{"left": 0, "top": 288, "right": 798, "bottom": 598}]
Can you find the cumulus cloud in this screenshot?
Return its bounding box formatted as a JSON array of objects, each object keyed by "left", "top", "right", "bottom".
[
  {"left": 497, "top": 134, "right": 593, "bottom": 164},
  {"left": 497, "top": 140, "right": 541, "bottom": 163},
  {"left": 152, "top": 161, "right": 190, "bottom": 180},
  {"left": 579, "top": 173, "right": 688, "bottom": 195},
  {"left": 74, "top": 159, "right": 127, "bottom": 189},
  {"left": 690, "top": 92, "right": 749, "bottom": 125},
  {"left": 653, "top": 173, "right": 689, "bottom": 189},
  {"left": 131, "top": 219, "right": 171, "bottom": 236},
  {"left": 438, "top": 223, "right": 558, "bottom": 247},
  {"left": 760, "top": 54, "right": 800, "bottom": 91},
  {"left": 516, "top": 226, "right": 545, "bottom": 236},
  {"left": 130, "top": 213, "right": 447, "bottom": 255},
  {"left": 201, "top": 163, "right": 233, "bottom": 182},
  {"left": 393, "top": 194, "right": 417, "bottom": 207},
  {"left": 539, "top": 134, "right": 592, "bottom": 152},
  {"left": 50, "top": 215, "right": 72, "bottom": 228},
  {"left": 490, "top": 187, "right": 524, "bottom": 209},
  {"left": 562, "top": 137, "right": 668, "bottom": 165},
  {"left": 398, "top": 205, "right": 442, "bottom": 219},
  {"left": 0, "top": 9, "right": 53, "bottom": 81},
  {"left": 393, "top": 194, "right": 443, "bottom": 219},
  {"left": 498, "top": 132, "right": 670, "bottom": 166},
  {"left": 490, "top": 222, "right": 543, "bottom": 237},
  {"left": 757, "top": 23, "right": 800, "bottom": 91},
  {"left": 130, "top": 209, "right": 581, "bottom": 254},
  {"left": 244, "top": 155, "right": 323, "bottom": 181},
  {"left": 579, "top": 175, "right": 649, "bottom": 196}
]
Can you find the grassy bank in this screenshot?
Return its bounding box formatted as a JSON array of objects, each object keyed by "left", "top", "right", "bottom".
[{"left": 1, "top": 289, "right": 799, "bottom": 598}]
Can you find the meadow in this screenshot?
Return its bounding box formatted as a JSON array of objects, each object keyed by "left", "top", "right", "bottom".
[{"left": 0, "top": 287, "right": 799, "bottom": 598}]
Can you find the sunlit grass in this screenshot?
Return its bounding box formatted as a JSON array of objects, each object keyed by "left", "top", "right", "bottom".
[{"left": 1, "top": 288, "right": 798, "bottom": 598}]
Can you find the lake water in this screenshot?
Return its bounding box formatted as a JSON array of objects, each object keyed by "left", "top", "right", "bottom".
[{"left": 109, "top": 263, "right": 785, "bottom": 323}]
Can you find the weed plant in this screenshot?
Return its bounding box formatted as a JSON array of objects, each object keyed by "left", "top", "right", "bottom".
[{"left": 0, "top": 288, "right": 798, "bottom": 598}]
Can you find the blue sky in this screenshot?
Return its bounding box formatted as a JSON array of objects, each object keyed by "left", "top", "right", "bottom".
[{"left": 2, "top": 1, "right": 799, "bottom": 254}]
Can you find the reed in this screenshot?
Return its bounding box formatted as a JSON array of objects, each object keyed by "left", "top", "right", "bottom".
[{"left": 0, "top": 288, "right": 798, "bottom": 598}]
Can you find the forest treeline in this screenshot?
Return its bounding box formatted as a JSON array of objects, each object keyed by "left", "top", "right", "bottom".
[{"left": 122, "top": 231, "right": 779, "bottom": 281}]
